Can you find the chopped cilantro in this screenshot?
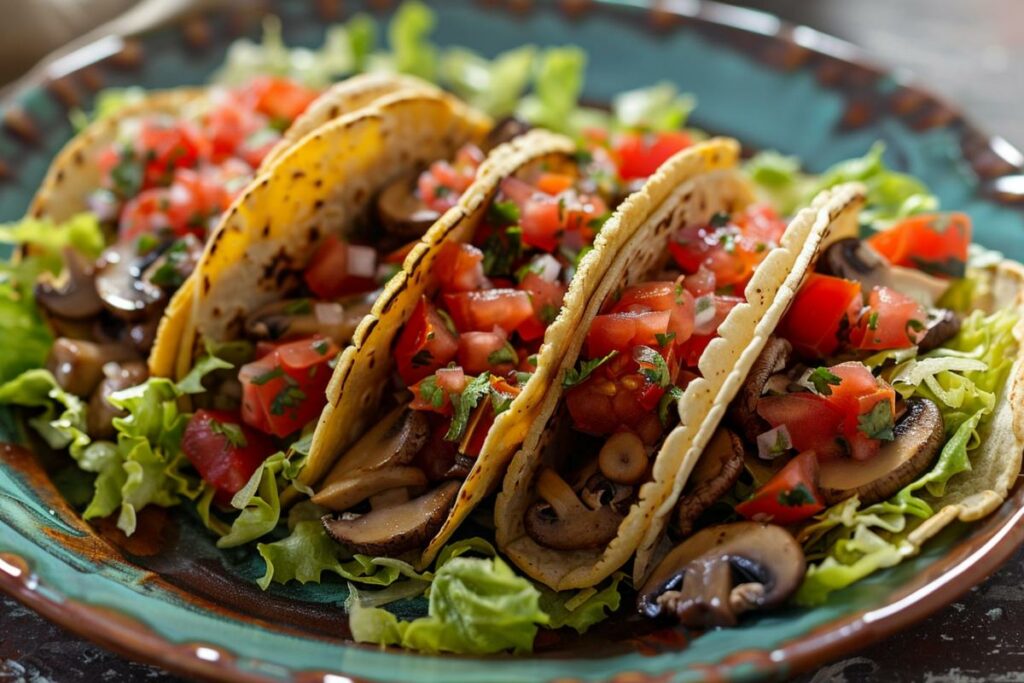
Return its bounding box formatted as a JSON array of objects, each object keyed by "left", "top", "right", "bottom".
[
  {"left": 563, "top": 351, "right": 617, "bottom": 389},
  {"left": 655, "top": 332, "right": 676, "bottom": 348},
  {"left": 538, "top": 303, "right": 559, "bottom": 325},
  {"left": 490, "top": 391, "right": 514, "bottom": 415},
  {"left": 284, "top": 299, "right": 313, "bottom": 315},
  {"left": 709, "top": 212, "right": 730, "bottom": 228},
  {"left": 634, "top": 346, "right": 671, "bottom": 387},
  {"left": 867, "top": 311, "right": 879, "bottom": 331},
  {"left": 657, "top": 385, "right": 684, "bottom": 426},
  {"left": 270, "top": 380, "right": 306, "bottom": 416},
  {"left": 526, "top": 354, "right": 539, "bottom": 368},
  {"left": 436, "top": 308, "right": 458, "bottom": 336},
  {"left": 445, "top": 374, "right": 492, "bottom": 442},
  {"left": 252, "top": 366, "right": 285, "bottom": 385},
  {"left": 488, "top": 200, "right": 520, "bottom": 225},
  {"left": 808, "top": 367, "right": 841, "bottom": 396},
  {"left": 482, "top": 226, "right": 523, "bottom": 276},
  {"left": 210, "top": 419, "right": 247, "bottom": 448},
  {"left": 136, "top": 234, "right": 158, "bottom": 255},
  {"left": 857, "top": 400, "right": 895, "bottom": 441},
  {"left": 417, "top": 375, "right": 446, "bottom": 409},
  {"left": 110, "top": 148, "right": 142, "bottom": 198},
  {"left": 312, "top": 339, "right": 330, "bottom": 356},
  {"left": 487, "top": 343, "right": 517, "bottom": 366},
  {"left": 514, "top": 371, "right": 533, "bottom": 385},
  {"left": 777, "top": 483, "right": 816, "bottom": 507}
]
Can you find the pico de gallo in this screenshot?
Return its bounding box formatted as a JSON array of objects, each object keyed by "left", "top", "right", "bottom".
[
  {"left": 316, "top": 131, "right": 702, "bottom": 557},
  {"left": 38, "top": 76, "right": 321, "bottom": 407},
  {"left": 675, "top": 212, "right": 972, "bottom": 533},
  {"left": 519, "top": 202, "right": 789, "bottom": 551}
]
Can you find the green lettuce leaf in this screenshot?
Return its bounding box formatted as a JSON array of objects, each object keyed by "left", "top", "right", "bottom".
[
  {"left": 516, "top": 47, "right": 587, "bottom": 134},
  {"left": 69, "top": 87, "right": 147, "bottom": 130},
  {"left": 0, "top": 213, "right": 105, "bottom": 383},
  {"left": 537, "top": 572, "right": 624, "bottom": 634},
  {"left": 612, "top": 82, "right": 695, "bottom": 132},
  {"left": 387, "top": 0, "right": 438, "bottom": 81},
  {"left": 440, "top": 46, "right": 536, "bottom": 118},
  {"left": 348, "top": 555, "right": 548, "bottom": 655},
  {"left": 0, "top": 369, "right": 89, "bottom": 456}
]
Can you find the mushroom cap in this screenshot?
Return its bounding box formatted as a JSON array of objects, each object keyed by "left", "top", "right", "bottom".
[
  {"left": 675, "top": 427, "right": 745, "bottom": 537},
  {"left": 523, "top": 468, "right": 624, "bottom": 551},
  {"left": 322, "top": 480, "right": 459, "bottom": 557},
  {"left": 34, "top": 247, "right": 104, "bottom": 321},
  {"left": 729, "top": 337, "right": 792, "bottom": 442},
  {"left": 638, "top": 521, "right": 805, "bottom": 626},
  {"left": 320, "top": 405, "right": 429, "bottom": 485},
  {"left": 377, "top": 172, "right": 442, "bottom": 239},
  {"left": 94, "top": 242, "right": 164, "bottom": 321},
  {"left": 819, "top": 397, "right": 944, "bottom": 505}
]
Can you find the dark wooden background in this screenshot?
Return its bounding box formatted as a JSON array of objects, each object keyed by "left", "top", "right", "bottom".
[{"left": 2, "top": 0, "right": 1023, "bottom": 680}]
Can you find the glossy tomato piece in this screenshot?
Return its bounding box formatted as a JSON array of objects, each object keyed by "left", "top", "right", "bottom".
[
  {"left": 611, "top": 282, "right": 678, "bottom": 313},
  {"left": 137, "top": 119, "right": 210, "bottom": 189},
  {"left": 735, "top": 450, "right": 825, "bottom": 525},
  {"left": 757, "top": 392, "right": 847, "bottom": 460},
  {"left": 849, "top": 286, "right": 928, "bottom": 351},
  {"left": 443, "top": 289, "right": 534, "bottom": 335},
  {"left": 614, "top": 131, "right": 692, "bottom": 181},
  {"left": 248, "top": 76, "right": 320, "bottom": 123},
  {"left": 517, "top": 272, "right": 566, "bottom": 342},
  {"left": 238, "top": 336, "right": 338, "bottom": 437},
  {"left": 303, "top": 236, "right": 378, "bottom": 299},
  {"left": 586, "top": 310, "right": 672, "bottom": 359},
  {"left": 417, "top": 144, "right": 483, "bottom": 213},
  {"left": 824, "top": 362, "right": 896, "bottom": 461},
  {"left": 457, "top": 331, "right": 514, "bottom": 375},
  {"left": 434, "top": 241, "right": 486, "bottom": 293},
  {"left": 779, "top": 273, "right": 862, "bottom": 357},
  {"left": 536, "top": 172, "right": 575, "bottom": 195},
  {"left": 182, "top": 409, "right": 276, "bottom": 504},
  {"left": 866, "top": 213, "right": 971, "bottom": 278},
  {"left": 519, "top": 194, "right": 561, "bottom": 253},
  {"left": 395, "top": 297, "right": 460, "bottom": 385},
  {"left": 118, "top": 189, "right": 171, "bottom": 241}
]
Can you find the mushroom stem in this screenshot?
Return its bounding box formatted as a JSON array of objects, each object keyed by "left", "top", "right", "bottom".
[
  {"left": 598, "top": 431, "right": 648, "bottom": 485},
  {"left": 536, "top": 467, "right": 585, "bottom": 519}
]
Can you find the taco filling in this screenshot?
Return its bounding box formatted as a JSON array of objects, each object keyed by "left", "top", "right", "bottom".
[
  {"left": 316, "top": 133, "right": 697, "bottom": 557},
  {"left": 523, "top": 204, "right": 789, "bottom": 551},
  {"left": 37, "top": 77, "right": 320, "bottom": 401}
]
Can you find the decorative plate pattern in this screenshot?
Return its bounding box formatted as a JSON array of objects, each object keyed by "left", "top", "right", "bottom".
[{"left": 2, "top": 1, "right": 1024, "bottom": 681}]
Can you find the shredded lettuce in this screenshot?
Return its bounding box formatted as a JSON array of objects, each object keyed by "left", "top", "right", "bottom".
[
  {"left": 0, "top": 214, "right": 105, "bottom": 384},
  {"left": 385, "top": 0, "right": 438, "bottom": 81},
  {"left": 516, "top": 47, "right": 587, "bottom": 134},
  {"left": 797, "top": 304, "right": 1020, "bottom": 604},
  {"left": 745, "top": 142, "right": 938, "bottom": 222},
  {"left": 69, "top": 87, "right": 147, "bottom": 130},
  {"left": 538, "top": 572, "right": 624, "bottom": 634},
  {"left": 612, "top": 82, "right": 695, "bottom": 132},
  {"left": 440, "top": 46, "right": 536, "bottom": 118}
]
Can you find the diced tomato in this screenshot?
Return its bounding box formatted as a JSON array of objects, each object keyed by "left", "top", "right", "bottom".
[
  {"left": 614, "top": 131, "right": 692, "bottom": 181},
  {"left": 182, "top": 409, "right": 276, "bottom": 504},
  {"left": 238, "top": 336, "right": 338, "bottom": 437},
  {"left": 303, "top": 236, "right": 378, "bottom": 299},
  {"left": 866, "top": 213, "right": 971, "bottom": 278},
  {"left": 418, "top": 144, "right": 483, "bottom": 213},
  {"left": 458, "top": 331, "right": 514, "bottom": 375},
  {"left": 822, "top": 362, "right": 896, "bottom": 461},
  {"left": 137, "top": 119, "right": 210, "bottom": 189},
  {"left": 676, "top": 333, "right": 713, "bottom": 368},
  {"left": 683, "top": 265, "right": 716, "bottom": 298},
  {"left": 757, "top": 393, "right": 847, "bottom": 460},
  {"left": 410, "top": 375, "right": 453, "bottom": 415},
  {"left": 248, "top": 76, "right": 320, "bottom": 123},
  {"left": 518, "top": 272, "right": 567, "bottom": 342},
  {"left": 436, "top": 367, "right": 467, "bottom": 394},
  {"left": 434, "top": 241, "right": 486, "bottom": 293},
  {"left": 519, "top": 194, "right": 562, "bottom": 252},
  {"left": 536, "top": 172, "right": 575, "bottom": 195},
  {"left": 735, "top": 451, "right": 825, "bottom": 525},
  {"left": 443, "top": 289, "right": 534, "bottom": 335},
  {"left": 849, "top": 286, "right": 928, "bottom": 351},
  {"left": 565, "top": 364, "right": 651, "bottom": 436},
  {"left": 779, "top": 274, "right": 862, "bottom": 357},
  {"left": 118, "top": 189, "right": 172, "bottom": 241},
  {"left": 586, "top": 310, "right": 671, "bottom": 359},
  {"left": 735, "top": 204, "right": 788, "bottom": 247},
  {"left": 694, "top": 295, "right": 742, "bottom": 337},
  {"left": 395, "top": 297, "right": 460, "bottom": 385},
  {"left": 560, "top": 191, "right": 609, "bottom": 238},
  {"left": 611, "top": 282, "right": 679, "bottom": 313}
]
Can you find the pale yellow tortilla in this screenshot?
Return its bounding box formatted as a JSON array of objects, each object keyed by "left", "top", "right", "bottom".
[{"left": 494, "top": 161, "right": 867, "bottom": 589}]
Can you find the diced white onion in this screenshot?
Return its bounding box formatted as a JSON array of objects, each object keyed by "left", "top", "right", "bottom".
[
  {"left": 314, "top": 302, "right": 345, "bottom": 325},
  {"left": 530, "top": 254, "right": 562, "bottom": 282},
  {"left": 756, "top": 425, "right": 793, "bottom": 460},
  {"left": 86, "top": 190, "right": 120, "bottom": 222},
  {"left": 346, "top": 244, "right": 377, "bottom": 278},
  {"left": 693, "top": 294, "right": 716, "bottom": 334}
]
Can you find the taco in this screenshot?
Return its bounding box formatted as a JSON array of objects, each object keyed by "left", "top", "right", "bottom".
[
  {"left": 309, "top": 137, "right": 742, "bottom": 568},
  {"left": 26, "top": 73, "right": 421, "bottom": 418},
  {"left": 151, "top": 87, "right": 524, "bottom": 512},
  {"left": 493, "top": 153, "right": 866, "bottom": 589},
  {"left": 642, "top": 211, "right": 1024, "bottom": 607}
]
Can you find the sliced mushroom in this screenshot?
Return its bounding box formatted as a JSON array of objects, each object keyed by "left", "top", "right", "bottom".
[
  {"left": 483, "top": 116, "right": 531, "bottom": 151},
  {"left": 368, "top": 487, "right": 412, "bottom": 510},
  {"left": 312, "top": 466, "right": 428, "bottom": 511},
  {"left": 94, "top": 242, "right": 164, "bottom": 320},
  {"left": 819, "top": 397, "right": 943, "bottom": 505},
  {"left": 675, "top": 428, "right": 745, "bottom": 537},
  {"left": 322, "top": 480, "right": 459, "bottom": 556},
  {"left": 917, "top": 309, "right": 960, "bottom": 353},
  {"left": 377, "top": 172, "right": 441, "bottom": 239},
  {"left": 524, "top": 468, "right": 624, "bottom": 550},
  {"left": 45, "top": 337, "right": 138, "bottom": 397},
  {"left": 322, "top": 406, "right": 430, "bottom": 484},
  {"left": 35, "top": 247, "right": 103, "bottom": 320},
  {"left": 888, "top": 265, "right": 950, "bottom": 307},
  {"left": 729, "top": 337, "right": 792, "bottom": 442},
  {"left": 598, "top": 431, "right": 648, "bottom": 485},
  {"left": 579, "top": 473, "right": 633, "bottom": 514},
  {"left": 820, "top": 238, "right": 950, "bottom": 307},
  {"left": 141, "top": 233, "right": 203, "bottom": 291},
  {"left": 637, "top": 521, "right": 805, "bottom": 628},
  {"left": 87, "top": 361, "right": 148, "bottom": 439},
  {"left": 245, "top": 294, "right": 374, "bottom": 345}
]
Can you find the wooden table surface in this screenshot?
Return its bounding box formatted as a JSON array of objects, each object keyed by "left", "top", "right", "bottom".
[{"left": 2, "top": 0, "right": 1023, "bottom": 681}]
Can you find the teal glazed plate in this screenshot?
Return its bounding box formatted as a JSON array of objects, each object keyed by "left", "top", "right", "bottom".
[{"left": 3, "top": 1, "right": 1024, "bottom": 681}]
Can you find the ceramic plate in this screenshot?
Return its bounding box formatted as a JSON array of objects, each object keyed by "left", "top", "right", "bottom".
[{"left": 2, "top": 1, "right": 1024, "bottom": 681}]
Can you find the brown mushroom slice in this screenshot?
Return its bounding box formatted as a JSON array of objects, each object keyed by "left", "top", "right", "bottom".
[
  {"left": 322, "top": 480, "right": 459, "bottom": 556},
  {"left": 917, "top": 309, "right": 960, "bottom": 354},
  {"left": 323, "top": 405, "right": 430, "bottom": 483},
  {"left": 35, "top": 247, "right": 103, "bottom": 320},
  {"left": 45, "top": 337, "right": 138, "bottom": 397},
  {"left": 637, "top": 521, "right": 805, "bottom": 628},
  {"left": 523, "top": 468, "right": 624, "bottom": 551},
  {"left": 377, "top": 172, "right": 441, "bottom": 239},
  {"left": 312, "top": 466, "right": 428, "bottom": 511},
  {"left": 729, "top": 337, "right": 792, "bottom": 442},
  {"left": 675, "top": 428, "right": 745, "bottom": 537},
  {"left": 87, "top": 361, "right": 148, "bottom": 439},
  {"left": 820, "top": 239, "right": 950, "bottom": 307},
  {"left": 94, "top": 242, "right": 164, "bottom": 320},
  {"left": 819, "top": 397, "right": 943, "bottom": 505}
]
